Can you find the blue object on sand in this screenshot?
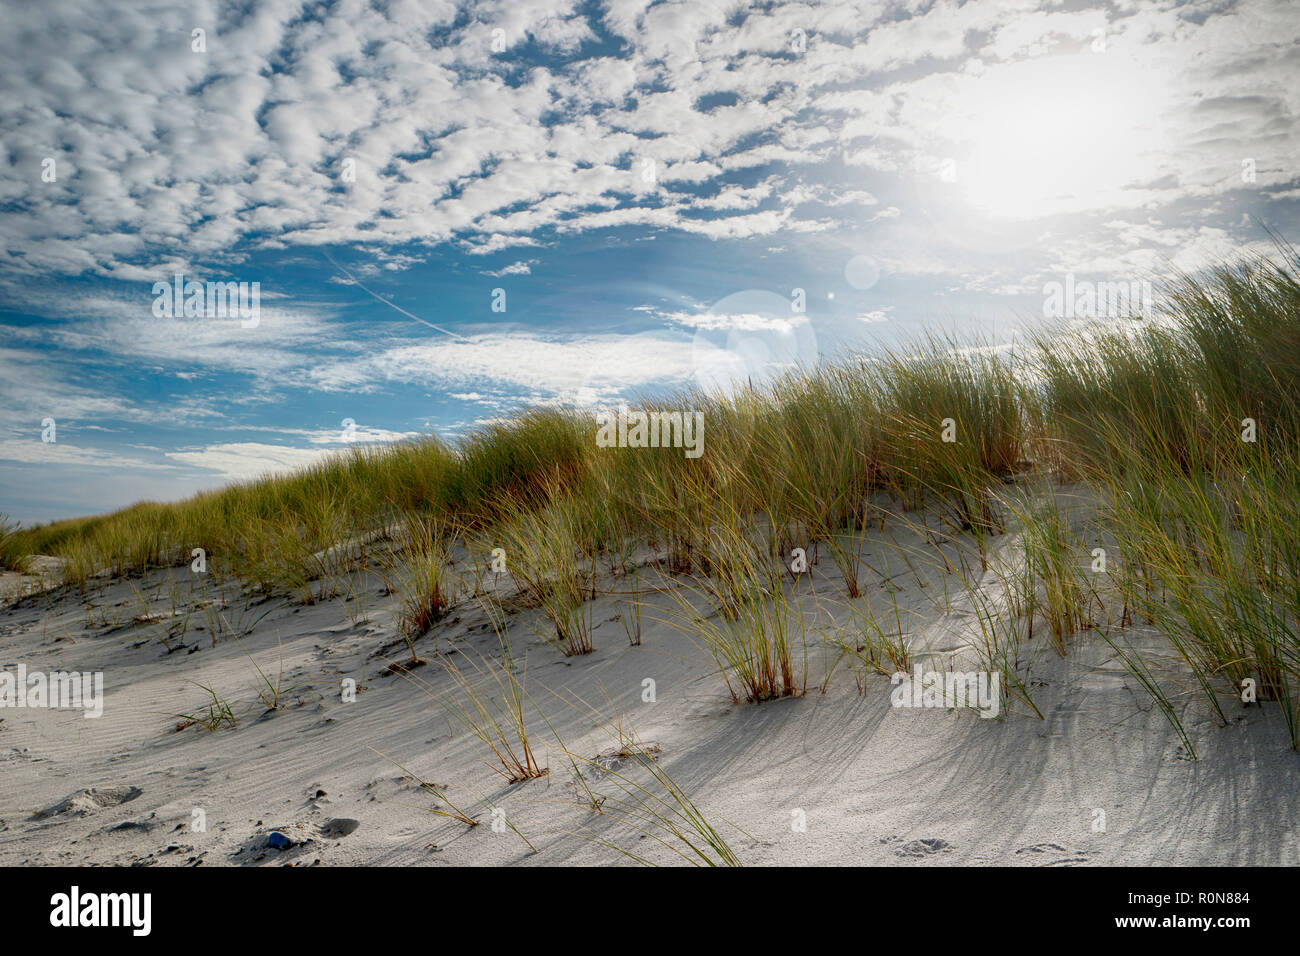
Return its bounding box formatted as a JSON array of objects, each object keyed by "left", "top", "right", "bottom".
[{"left": 267, "top": 831, "right": 293, "bottom": 849}]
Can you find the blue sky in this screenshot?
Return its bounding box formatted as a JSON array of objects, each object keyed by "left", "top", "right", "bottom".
[{"left": 1, "top": 0, "right": 1298, "bottom": 523}]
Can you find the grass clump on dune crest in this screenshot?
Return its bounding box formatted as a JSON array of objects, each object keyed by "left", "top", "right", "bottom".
[{"left": 0, "top": 514, "right": 31, "bottom": 572}]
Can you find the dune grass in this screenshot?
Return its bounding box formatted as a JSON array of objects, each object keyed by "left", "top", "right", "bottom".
[
  {"left": 1028, "top": 249, "right": 1300, "bottom": 747},
  {"left": 1019, "top": 501, "right": 1090, "bottom": 654},
  {"left": 0, "top": 514, "right": 30, "bottom": 572},
  {"left": 497, "top": 490, "right": 597, "bottom": 656},
  {"left": 564, "top": 738, "right": 743, "bottom": 866},
  {"left": 394, "top": 513, "right": 456, "bottom": 652},
  {"left": 9, "top": 249, "right": 1300, "bottom": 749}
]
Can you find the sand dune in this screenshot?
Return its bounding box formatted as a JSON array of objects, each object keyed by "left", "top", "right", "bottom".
[{"left": 2, "top": 490, "right": 1294, "bottom": 867}]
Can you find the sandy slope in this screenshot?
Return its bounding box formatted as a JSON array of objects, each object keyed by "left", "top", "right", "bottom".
[{"left": 0, "top": 500, "right": 1295, "bottom": 867}]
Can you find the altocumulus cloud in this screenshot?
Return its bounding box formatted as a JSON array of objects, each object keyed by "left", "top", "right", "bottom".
[{"left": 2, "top": 0, "right": 1296, "bottom": 277}]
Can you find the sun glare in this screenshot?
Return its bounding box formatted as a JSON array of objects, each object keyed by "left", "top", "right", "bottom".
[{"left": 956, "top": 53, "right": 1170, "bottom": 219}]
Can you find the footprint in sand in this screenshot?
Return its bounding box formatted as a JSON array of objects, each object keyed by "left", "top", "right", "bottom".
[
  {"left": 1015, "top": 842, "right": 1094, "bottom": 866},
  {"left": 894, "top": 837, "right": 954, "bottom": 858},
  {"left": 31, "top": 785, "right": 143, "bottom": 821}
]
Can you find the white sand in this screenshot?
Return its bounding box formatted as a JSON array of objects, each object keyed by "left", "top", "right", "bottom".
[{"left": 1, "top": 497, "right": 1296, "bottom": 866}]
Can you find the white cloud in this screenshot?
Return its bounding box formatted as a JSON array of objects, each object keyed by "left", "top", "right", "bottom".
[
  {"left": 164, "top": 442, "right": 342, "bottom": 483},
  {"left": 303, "top": 330, "right": 700, "bottom": 401},
  {"left": 481, "top": 259, "right": 539, "bottom": 277},
  {"left": 306, "top": 426, "right": 421, "bottom": 445},
  {"left": 0, "top": 438, "right": 166, "bottom": 470},
  {"left": 0, "top": 285, "right": 353, "bottom": 381},
  {"left": 4, "top": 0, "right": 1291, "bottom": 282},
  {"left": 660, "top": 311, "right": 809, "bottom": 333}
]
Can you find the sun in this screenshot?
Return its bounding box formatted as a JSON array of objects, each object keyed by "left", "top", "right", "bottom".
[{"left": 953, "top": 52, "right": 1170, "bottom": 220}]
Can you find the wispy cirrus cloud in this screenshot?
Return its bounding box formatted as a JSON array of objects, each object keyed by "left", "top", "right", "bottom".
[{"left": 164, "top": 441, "right": 350, "bottom": 483}]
